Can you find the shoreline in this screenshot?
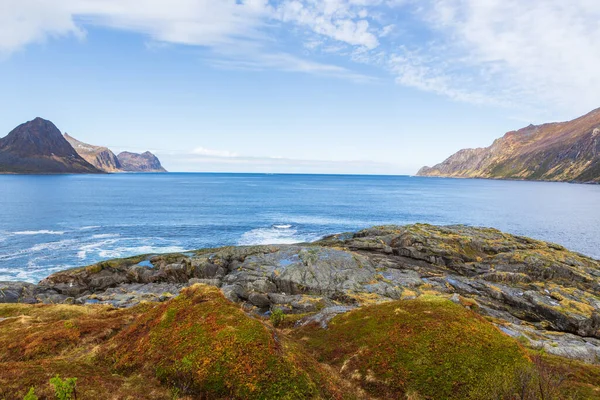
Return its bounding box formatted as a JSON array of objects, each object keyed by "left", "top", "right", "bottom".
[{"left": 2, "top": 223, "right": 600, "bottom": 365}]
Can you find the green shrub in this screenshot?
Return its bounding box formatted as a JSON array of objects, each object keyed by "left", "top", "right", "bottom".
[
  {"left": 23, "top": 387, "right": 38, "bottom": 400},
  {"left": 49, "top": 375, "right": 77, "bottom": 400},
  {"left": 270, "top": 308, "right": 285, "bottom": 328}
]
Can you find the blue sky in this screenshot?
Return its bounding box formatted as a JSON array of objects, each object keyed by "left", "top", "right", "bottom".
[{"left": 1, "top": 0, "right": 599, "bottom": 174}]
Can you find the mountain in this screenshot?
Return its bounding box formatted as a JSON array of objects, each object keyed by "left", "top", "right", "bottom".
[
  {"left": 417, "top": 107, "right": 600, "bottom": 183},
  {"left": 117, "top": 151, "right": 167, "bottom": 172},
  {"left": 64, "top": 133, "right": 122, "bottom": 172},
  {"left": 65, "top": 133, "right": 167, "bottom": 173},
  {"left": 0, "top": 118, "right": 101, "bottom": 174}
]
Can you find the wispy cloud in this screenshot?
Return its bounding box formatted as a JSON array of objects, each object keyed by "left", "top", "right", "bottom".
[
  {"left": 0, "top": 0, "right": 378, "bottom": 82},
  {"left": 192, "top": 147, "right": 239, "bottom": 158},
  {"left": 408, "top": 0, "right": 600, "bottom": 115},
  {"left": 159, "top": 147, "right": 402, "bottom": 174},
  {"left": 2, "top": 0, "right": 600, "bottom": 114}
]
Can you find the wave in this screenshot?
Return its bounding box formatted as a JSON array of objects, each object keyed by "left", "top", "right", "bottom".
[
  {"left": 79, "top": 226, "right": 101, "bottom": 230},
  {"left": 263, "top": 213, "right": 368, "bottom": 226},
  {"left": 238, "top": 226, "right": 319, "bottom": 246},
  {"left": 273, "top": 224, "right": 292, "bottom": 229},
  {"left": 30, "top": 239, "right": 79, "bottom": 253},
  {"left": 13, "top": 230, "right": 65, "bottom": 236},
  {"left": 91, "top": 233, "right": 121, "bottom": 239},
  {"left": 77, "top": 238, "right": 122, "bottom": 259},
  {"left": 98, "top": 245, "right": 188, "bottom": 259}
]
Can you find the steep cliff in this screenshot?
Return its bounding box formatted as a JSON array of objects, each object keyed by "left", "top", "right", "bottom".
[{"left": 64, "top": 133, "right": 122, "bottom": 172}]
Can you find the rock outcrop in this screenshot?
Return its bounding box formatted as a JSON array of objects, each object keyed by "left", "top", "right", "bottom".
[
  {"left": 4, "top": 224, "right": 600, "bottom": 364},
  {"left": 0, "top": 118, "right": 101, "bottom": 174},
  {"left": 418, "top": 107, "right": 600, "bottom": 183},
  {"left": 64, "top": 133, "right": 122, "bottom": 172},
  {"left": 117, "top": 151, "right": 166, "bottom": 172}
]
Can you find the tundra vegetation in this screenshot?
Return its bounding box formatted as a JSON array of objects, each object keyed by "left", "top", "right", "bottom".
[{"left": 2, "top": 224, "right": 600, "bottom": 398}]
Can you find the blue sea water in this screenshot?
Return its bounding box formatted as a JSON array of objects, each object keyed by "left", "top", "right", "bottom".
[{"left": 1, "top": 173, "right": 599, "bottom": 283}]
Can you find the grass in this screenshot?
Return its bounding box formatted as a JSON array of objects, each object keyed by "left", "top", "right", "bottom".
[
  {"left": 104, "top": 284, "right": 354, "bottom": 399},
  {"left": 2, "top": 285, "right": 600, "bottom": 399},
  {"left": 293, "top": 296, "right": 530, "bottom": 399},
  {"left": 0, "top": 303, "right": 169, "bottom": 399}
]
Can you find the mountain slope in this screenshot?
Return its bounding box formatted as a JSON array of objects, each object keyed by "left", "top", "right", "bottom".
[
  {"left": 117, "top": 151, "right": 167, "bottom": 172},
  {"left": 0, "top": 118, "right": 101, "bottom": 174},
  {"left": 418, "top": 107, "right": 600, "bottom": 183},
  {"left": 64, "top": 133, "right": 122, "bottom": 172}
]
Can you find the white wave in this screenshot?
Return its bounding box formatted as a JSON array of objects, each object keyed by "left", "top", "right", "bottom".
[
  {"left": 77, "top": 239, "right": 121, "bottom": 259},
  {"left": 30, "top": 239, "right": 79, "bottom": 253},
  {"left": 91, "top": 233, "right": 120, "bottom": 239},
  {"left": 238, "top": 227, "right": 318, "bottom": 246},
  {"left": 13, "top": 230, "right": 65, "bottom": 236},
  {"left": 264, "top": 213, "right": 365, "bottom": 226},
  {"left": 79, "top": 226, "right": 101, "bottom": 230},
  {"left": 273, "top": 224, "right": 292, "bottom": 229},
  {"left": 98, "top": 245, "right": 187, "bottom": 259}
]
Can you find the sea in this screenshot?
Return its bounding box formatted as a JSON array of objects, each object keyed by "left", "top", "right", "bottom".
[{"left": 1, "top": 173, "right": 599, "bottom": 283}]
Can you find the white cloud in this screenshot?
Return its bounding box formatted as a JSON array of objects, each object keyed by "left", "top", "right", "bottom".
[
  {"left": 209, "top": 51, "right": 376, "bottom": 82},
  {"left": 412, "top": 0, "right": 600, "bottom": 114},
  {"left": 164, "top": 153, "right": 401, "bottom": 174},
  {"left": 2, "top": 0, "right": 600, "bottom": 114},
  {"left": 0, "top": 0, "right": 379, "bottom": 81},
  {"left": 0, "top": 0, "right": 270, "bottom": 53},
  {"left": 274, "top": 0, "right": 384, "bottom": 49},
  {"left": 388, "top": 50, "right": 511, "bottom": 107},
  {"left": 0, "top": 0, "right": 84, "bottom": 53},
  {"left": 192, "top": 147, "right": 239, "bottom": 158}
]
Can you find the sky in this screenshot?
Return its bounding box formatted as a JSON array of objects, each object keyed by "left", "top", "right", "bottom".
[{"left": 0, "top": 0, "right": 599, "bottom": 174}]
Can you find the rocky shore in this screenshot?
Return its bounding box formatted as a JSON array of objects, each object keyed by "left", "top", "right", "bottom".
[{"left": 3, "top": 224, "right": 600, "bottom": 365}]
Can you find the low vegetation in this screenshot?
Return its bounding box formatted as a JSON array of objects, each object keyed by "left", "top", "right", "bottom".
[
  {"left": 1, "top": 285, "right": 599, "bottom": 399},
  {"left": 293, "top": 296, "right": 531, "bottom": 399}
]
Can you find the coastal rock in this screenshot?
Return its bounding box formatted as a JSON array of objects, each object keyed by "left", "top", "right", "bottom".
[
  {"left": 0, "top": 282, "right": 36, "bottom": 303},
  {"left": 8, "top": 223, "right": 600, "bottom": 364}
]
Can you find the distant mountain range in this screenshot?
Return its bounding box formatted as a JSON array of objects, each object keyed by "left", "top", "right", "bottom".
[
  {"left": 0, "top": 118, "right": 166, "bottom": 174},
  {"left": 64, "top": 133, "right": 166, "bottom": 173},
  {"left": 418, "top": 107, "right": 600, "bottom": 183},
  {"left": 115, "top": 151, "right": 167, "bottom": 173}
]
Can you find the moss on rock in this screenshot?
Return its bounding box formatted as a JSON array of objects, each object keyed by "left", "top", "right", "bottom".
[{"left": 293, "top": 296, "right": 530, "bottom": 399}]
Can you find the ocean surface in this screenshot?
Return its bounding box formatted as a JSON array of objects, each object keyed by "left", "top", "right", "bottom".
[{"left": 1, "top": 173, "right": 599, "bottom": 283}]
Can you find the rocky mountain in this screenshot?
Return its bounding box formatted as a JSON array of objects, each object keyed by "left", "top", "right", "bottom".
[
  {"left": 117, "top": 151, "right": 167, "bottom": 172},
  {"left": 3, "top": 224, "right": 600, "bottom": 398},
  {"left": 0, "top": 118, "right": 101, "bottom": 174},
  {"left": 64, "top": 133, "right": 122, "bottom": 172},
  {"left": 418, "top": 107, "right": 600, "bottom": 183}
]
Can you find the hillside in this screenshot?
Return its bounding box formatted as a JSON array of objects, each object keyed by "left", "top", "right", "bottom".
[
  {"left": 64, "top": 133, "right": 122, "bottom": 172},
  {"left": 2, "top": 224, "right": 600, "bottom": 398},
  {"left": 0, "top": 118, "right": 101, "bottom": 174},
  {"left": 117, "top": 151, "right": 167, "bottom": 172},
  {"left": 418, "top": 107, "right": 600, "bottom": 183}
]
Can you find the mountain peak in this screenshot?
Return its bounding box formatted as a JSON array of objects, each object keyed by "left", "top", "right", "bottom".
[
  {"left": 117, "top": 150, "right": 166, "bottom": 172},
  {"left": 1, "top": 118, "right": 78, "bottom": 158},
  {"left": 0, "top": 119, "right": 102, "bottom": 174}
]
